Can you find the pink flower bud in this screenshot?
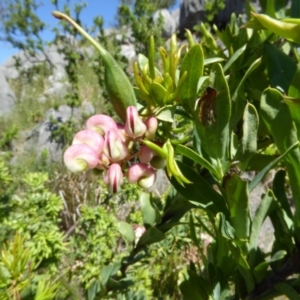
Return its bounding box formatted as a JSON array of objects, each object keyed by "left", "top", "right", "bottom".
[
  {"left": 139, "top": 145, "right": 154, "bottom": 163},
  {"left": 139, "top": 145, "right": 166, "bottom": 169},
  {"left": 86, "top": 114, "right": 118, "bottom": 136},
  {"left": 103, "top": 163, "right": 123, "bottom": 193},
  {"left": 72, "top": 130, "right": 104, "bottom": 154},
  {"left": 133, "top": 225, "right": 146, "bottom": 244},
  {"left": 127, "top": 163, "right": 156, "bottom": 189},
  {"left": 117, "top": 123, "right": 129, "bottom": 143},
  {"left": 125, "top": 106, "right": 146, "bottom": 138},
  {"left": 64, "top": 144, "right": 99, "bottom": 173},
  {"left": 144, "top": 117, "right": 158, "bottom": 140},
  {"left": 104, "top": 129, "right": 129, "bottom": 162}
]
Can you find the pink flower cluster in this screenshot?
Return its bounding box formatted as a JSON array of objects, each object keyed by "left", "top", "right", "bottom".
[{"left": 64, "top": 106, "right": 164, "bottom": 193}]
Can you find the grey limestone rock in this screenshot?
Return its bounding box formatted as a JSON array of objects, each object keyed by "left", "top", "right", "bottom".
[
  {"left": 0, "top": 67, "right": 16, "bottom": 116},
  {"left": 24, "top": 103, "right": 95, "bottom": 164},
  {"left": 153, "top": 9, "right": 177, "bottom": 38},
  {"left": 170, "top": 8, "right": 180, "bottom": 31},
  {"left": 215, "top": 0, "right": 246, "bottom": 28},
  {"left": 179, "top": 0, "right": 206, "bottom": 36},
  {"left": 120, "top": 44, "right": 136, "bottom": 62}
]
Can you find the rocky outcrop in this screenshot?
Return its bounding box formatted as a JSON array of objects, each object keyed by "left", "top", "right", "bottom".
[
  {"left": 23, "top": 103, "right": 95, "bottom": 163},
  {"left": 153, "top": 9, "right": 177, "bottom": 38},
  {"left": 0, "top": 67, "right": 16, "bottom": 116},
  {"left": 179, "top": 0, "right": 206, "bottom": 36}
]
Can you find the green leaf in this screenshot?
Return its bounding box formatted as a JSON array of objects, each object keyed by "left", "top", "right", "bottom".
[
  {"left": 249, "top": 190, "right": 274, "bottom": 251},
  {"left": 148, "top": 35, "right": 155, "bottom": 80},
  {"left": 175, "top": 144, "right": 220, "bottom": 179},
  {"left": 87, "top": 280, "right": 102, "bottom": 300},
  {"left": 137, "top": 53, "right": 148, "bottom": 70},
  {"left": 275, "top": 282, "right": 300, "bottom": 299},
  {"left": 263, "top": 42, "right": 297, "bottom": 93},
  {"left": 269, "top": 200, "right": 294, "bottom": 251},
  {"left": 179, "top": 270, "right": 211, "bottom": 299},
  {"left": 150, "top": 81, "right": 167, "bottom": 105},
  {"left": 179, "top": 44, "right": 204, "bottom": 111},
  {"left": 260, "top": 88, "right": 300, "bottom": 234},
  {"left": 204, "top": 57, "right": 225, "bottom": 65},
  {"left": 169, "top": 162, "right": 229, "bottom": 217},
  {"left": 287, "top": 65, "right": 300, "bottom": 139},
  {"left": 254, "top": 250, "right": 286, "bottom": 283},
  {"left": 199, "top": 22, "right": 219, "bottom": 52},
  {"left": 137, "top": 227, "right": 165, "bottom": 247},
  {"left": 100, "top": 262, "right": 121, "bottom": 285},
  {"left": 265, "top": 0, "right": 276, "bottom": 18},
  {"left": 291, "top": 0, "right": 300, "bottom": 18},
  {"left": 224, "top": 174, "right": 250, "bottom": 240},
  {"left": 223, "top": 44, "right": 247, "bottom": 72},
  {"left": 159, "top": 196, "right": 193, "bottom": 232},
  {"left": 248, "top": 141, "right": 299, "bottom": 192},
  {"left": 273, "top": 170, "right": 293, "bottom": 220},
  {"left": 139, "top": 192, "right": 156, "bottom": 226},
  {"left": 231, "top": 57, "right": 261, "bottom": 129},
  {"left": 189, "top": 214, "right": 200, "bottom": 250},
  {"left": 117, "top": 222, "right": 135, "bottom": 244},
  {"left": 154, "top": 105, "right": 175, "bottom": 122},
  {"left": 216, "top": 213, "right": 235, "bottom": 240},
  {"left": 235, "top": 103, "right": 259, "bottom": 170},
  {"left": 199, "top": 63, "right": 231, "bottom": 173}
]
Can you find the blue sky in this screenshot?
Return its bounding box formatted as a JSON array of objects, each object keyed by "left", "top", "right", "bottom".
[{"left": 0, "top": 0, "right": 180, "bottom": 64}]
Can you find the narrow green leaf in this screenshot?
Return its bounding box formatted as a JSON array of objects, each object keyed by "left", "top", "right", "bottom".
[
  {"left": 159, "top": 196, "right": 193, "bottom": 232},
  {"left": 235, "top": 103, "right": 259, "bottom": 170},
  {"left": 202, "top": 63, "right": 231, "bottom": 172},
  {"left": 169, "top": 162, "right": 229, "bottom": 217},
  {"left": 175, "top": 144, "right": 220, "bottom": 179},
  {"left": 137, "top": 53, "right": 148, "bottom": 70},
  {"left": 148, "top": 35, "right": 155, "bottom": 80},
  {"left": 223, "top": 44, "right": 247, "bottom": 72},
  {"left": 248, "top": 141, "right": 299, "bottom": 192},
  {"left": 230, "top": 58, "right": 261, "bottom": 129},
  {"left": 150, "top": 82, "right": 167, "bottom": 105},
  {"left": 204, "top": 57, "right": 225, "bottom": 65},
  {"left": 275, "top": 282, "right": 300, "bottom": 299},
  {"left": 179, "top": 44, "right": 204, "bottom": 111},
  {"left": 254, "top": 250, "right": 286, "bottom": 283},
  {"left": 249, "top": 190, "right": 274, "bottom": 251},
  {"left": 224, "top": 174, "right": 250, "bottom": 239},
  {"left": 291, "top": 0, "right": 300, "bottom": 18},
  {"left": 100, "top": 263, "right": 121, "bottom": 285},
  {"left": 287, "top": 65, "right": 300, "bottom": 139},
  {"left": 199, "top": 22, "right": 219, "bottom": 52},
  {"left": 264, "top": 42, "right": 296, "bottom": 93},
  {"left": 117, "top": 222, "right": 135, "bottom": 244},
  {"left": 189, "top": 215, "right": 200, "bottom": 249},
  {"left": 137, "top": 227, "right": 165, "bottom": 247},
  {"left": 260, "top": 88, "right": 300, "bottom": 234},
  {"left": 232, "top": 58, "right": 261, "bottom": 102},
  {"left": 216, "top": 213, "right": 235, "bottom": 240},
  {"left": 154, "top": 105, "right": 175, "bottom": 123},
  {"left": 179, "top": 271, "right": 211, "bottom": 299},
  {"left": 140, "top": 192, "right": 156, "bottom": 226},
  {"left": 273, "top": 170, "right": 293, "bottom": 219},
  {"left": 265, "top": 0, "right": 276, "bottom": 18}
]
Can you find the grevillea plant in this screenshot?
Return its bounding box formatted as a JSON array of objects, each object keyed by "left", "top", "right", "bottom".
[{"left": 54, "top": 2, "right": 300, "bottom": 298}]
